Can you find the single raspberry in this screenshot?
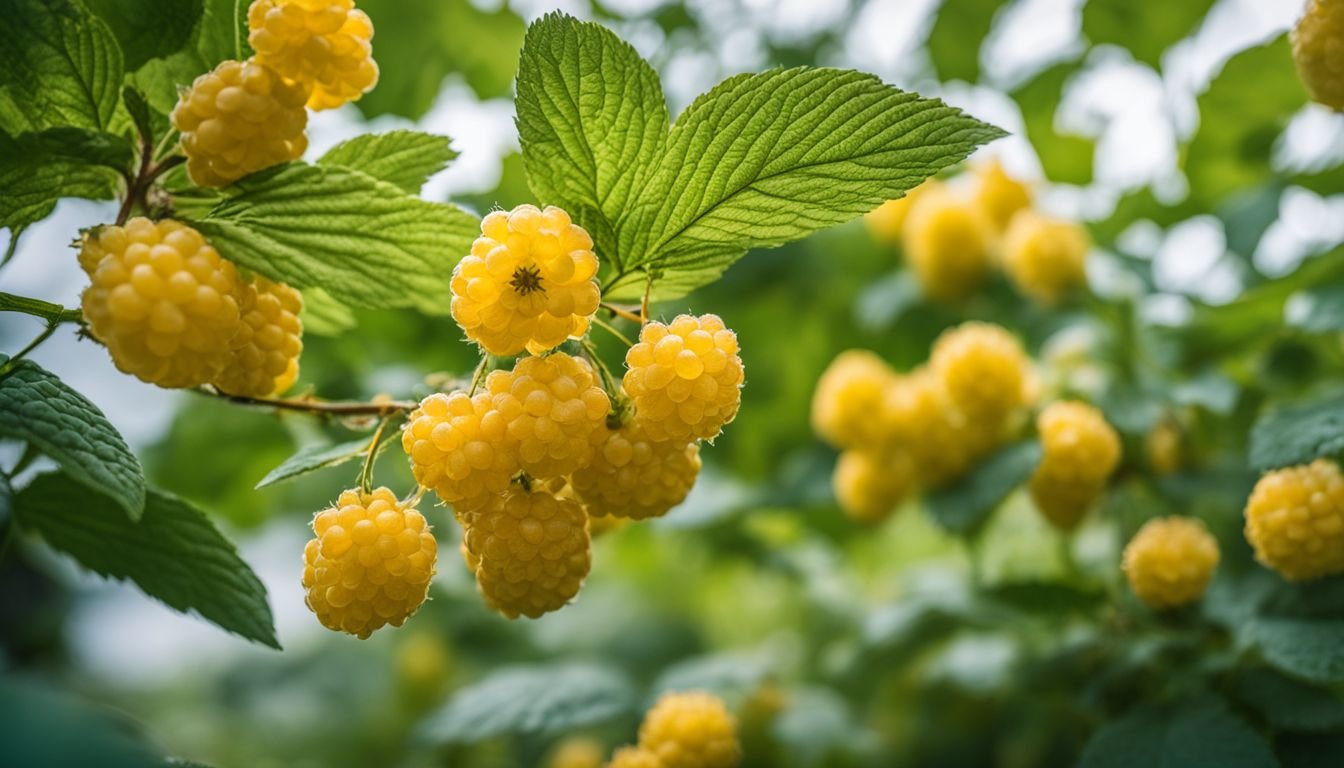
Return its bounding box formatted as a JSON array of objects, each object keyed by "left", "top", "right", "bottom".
[
  {"left": 972, "top": 159, "right": 1032, "bottom": 232},
  {"left": 247, "top": 0, "right": 378, "bottom": 110},
  {"left": 570, "top": 420, "right": 701, "bottom": 520},
  {"left": 864, "top": 179, "right": 941, "bottom": 245},
  {"left": 1001, "top": 210, "right": 1090, "bottom": 305},
  {"left": 623, "top": 314, "right": 744, "bottom": 442},
  {"left": 171, "top": 59, "right": 309, "bottom": 188},
  {"left": 902, "top": 190, "right": 992, "bottom": 301},
  {"left": 833, "top": 449, "right": 914, "bottom": 524},
  {"left": 1122, "top": 516, "right": 1220, "bottom": 609},
  {"left": 1245, "top": 459, "right": 1344, "bottom": 582},
  {"left": 302, "top": 487, "right": 437, "bottom": 638},
  {"left": 451, "top": 205, "right": 600, "bottom": 356},
  {"left": 546, "top": 737, "right": 604, "bottom": 768},
  {"left": 1029, "top": 401, "right": 1121, "bottom": 530},
  {"left": 930, "top": 322, "right": 1032, "bottom": 423},
  {"left": 461, "top": 486, "right": 592, "bottom": 619},
  {"left": 638, "top": 691, "right": 742, "bottom": 768},
  {"left": 79, "top": 218, "right": 245, "bottom": 388},
  {"left": 1146, "top": 419, "right": 1182, "bottom": 476},
  {"left": 607, "top": 747, "right": 661, "bottom": 768},
  {"left": 1293, "top": 0, "right": 1344, "bottom": 111},
  {"left": 212, "top": 276, "right": 303, "bottom": 397},
  {"left": 484, "top": 353, "right": 611, "bottom": 479},
  {"left": 884, "top": 369, "right": 993, "bottom": 488},
  {"left": 811, "top": 350, "right": 898, "bottom": 449},
  {"left": 402, "top": 390, "right": 521, "bottom": 510}
]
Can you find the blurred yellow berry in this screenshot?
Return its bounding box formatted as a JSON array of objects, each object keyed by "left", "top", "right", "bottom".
[
  {"left": 1001, "top": 210, "right": 1090, "bottom": 305},
  {"left": 885, "top": 369, "right": 991, "bottom": 488},
  {"left": 638, "top": 691, "right": 742, "bottom": 768},
  {"left": 902, "top": 190, "right": 992, "bottom": 301},
  {"left": 546, "top": 737, "right": 605, "bottom": 768},
  {"left": 302, "top": 487, "right": 436, "bottom": 639},
  {"left": 865, "top": 180, "right": 940, "bottom": 244},
  {"left": 1293, "top": 0, "right": 1344, "bottom": 110},
  {"left": 247, "top": 0, "right": 378, "bottom": 110},
  {"left": 588, "top": 512, "right": 630, "bottom": 537},
  {"left": 213, "top": 276, "right": 303, "bottom": 397},
  {"left": 930, "top": 322, "right": 1032, "bottom": 422},
  {"left": 833, "top": 449, "right": 914, "bottom": 524},
  {"left": 395, "top": 631, "right": 453, "bottom": 707},
  {"left": 1123, "top": 516, "right": 1220, "bottom": 609},
  {"left": 451, "top": 205, "right": 600, "bottom": 356},
  {"left": 1245, "top": 459, "right": 1344, "bottom": 582},
  {"left": 171, "top": 59, "right": 309, "bottom": 187},
  {"left": 571, "top": 422, "right": 701, "bottom": 520},
  {"left": 972, "top": 159, "right": 1032, "bottom": 232},
  {"left": 481, "top": 353, "right": 611, "bottom": 479},
  {"left": 1146, "top": 420, "right": 1182, "bottom": 475},
  {"left": 1029, "top": 401, "right": 1121, "bottom": 531},
  {"left": 624, "top": 314, "right": 745, "bottom": 442},
  {"left": 811, "top": 349, "right": 898, "bottom": 449},
  {"left": 403, "top": 390, "right": 521, "bottom": 510},
  {"left": 80, "top": 218, "right": 245, "bottom": 389},
  {"left": 607, "top": 747, "right": 661, "bottom": 768}
]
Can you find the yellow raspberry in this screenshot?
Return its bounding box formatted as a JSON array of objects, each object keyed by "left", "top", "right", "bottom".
[
  {"left": 79, "top": 218, "right": 245, "bottom": 389},
  {"left": 302, "top": 487, "right": 437, "bottom": 639},
  {"left": 247, "top": 0, "right": 378, "bottom": 110},
  {"left": 930, "top": 322, "right": 1032, "bottom": 423},
  {"left": 833, "top": 449, "right": 914, "bottom": 524},
  {"left": 588, "top": 512, "right": 629, "bottom": 537},
  {"left": 884, "top": 370, "right": 992, "bottom": 488},
  {"left": 638, "top": 691, "right": 741, "bottom": 768},
  {"left": 212, "top": 276, "right": 304, "bottom": 397},
  {"left": 461, "top": 486, "right": 592, "bottom": 619},
  {"left": 1122, "top": 516, "right": 1220, "bottom": 609},
  {"left": 864, "top": 179, "right": 940, "bottom": 244},
  {"left": 624, "top": 314, "right": 745, "bottom": 442},
  {"left": 811, "top": 350, "right": 898, "bottom": 449},
  {"left": 1029, "top": 401, "right": 1121, "bottom": 531},
  {"left": 1001, "top": 210, "right": 1090, "bottom": 305},
  {"left": 483, "top": 353, "right": 611, "bottom": 479},
  {"left": 607, "top": 747, "right": 661, "bottom": 768},
  {"left": 902, "top": 190, "right": 992, "bottom": 301},
  {"left": 403, "top": 390, "right": 521, "bottom": 510},
  {"left": 972, "top": 159, "right": 1032, "bottom": 232},
  {"left": 1245, "top": 459, "right": 1344, "bottom": 582},
  {"left": 546, "top": 737, "right": 605, "bottom": 768},
  {"left": 1146, "top": 420, "right": 1182, "bottom": 475},
  {"left": 1293, "top": 0, "right": 1344, "bottom": 111},
  {"left": 570, "top": 422, "right": 701, "bottom": 520},
  {"left": 171, "top": 59, "right": 309, "bottom": 188},
  {"left": 451, "top": 205, "right": 600, "bottom": 356}
]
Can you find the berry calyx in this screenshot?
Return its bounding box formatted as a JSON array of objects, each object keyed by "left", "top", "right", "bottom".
[
  {"left": 1029, "top": 401, "right": 1121, "bottom": 531},
  {"left": 247, "top": 0, "right": 378, "bottom": 111},
  {"left": 1122, "top": 516, "right": 1220, "bottom": 609},
  {"left": 1244, "top": 458, "right": 1344, "bottom": 582},
  {"left": 623, "top": 314, "right": 745, "bottom": 442}
]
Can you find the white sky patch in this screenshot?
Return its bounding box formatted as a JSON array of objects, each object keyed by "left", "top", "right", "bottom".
[{"left": 1255, "top": 187, "right": 1344, "bottom": 276}]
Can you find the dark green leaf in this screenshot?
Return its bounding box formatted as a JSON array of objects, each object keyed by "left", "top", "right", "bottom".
[
  {"left": 318, "top": 130, "right": 458, "bottom": 195},
  {"left": 255, "top": 438, "right": 372, "bottom": 489},
  {"left": 771, "top": 687, "right": 868, "bottom": 768},
  {"left": 130, "top": 0, "right": 252, "bottom": 116},
  {"left": 651, "top": 650, "right": 772, "bottom": 700},
  {"left": 1079, "top": 696, "right": 1277, "bottom": 768},
  {"left": 1229, "top": 667, "right": 1344, "bottom": 732},
  {"left": 1248, "top": 391, "right": 1344, "bottom": 471},
  {"left": 0, "top": 127, "right": 129, "bottom": 229},
  {"left": 84, "top": 0, "right": 204, "bottom": 70},
  {"left": 14, "top": 473, "right": 279, "bottom": 648},
  {"left": 925, "top": 441, "right": 1041, "bottom": 535},
  {"left": 1010, "top": 61, "right": 1094, "bottom": 185},
  {"left": 120, "top": 85, "right": 153, "bottom": 144},
  {"left": 1081, "top": 0, "right": 1217, "bottom": 69},
  {"left": 0, "top": 0, "right": 124, "bottom": 133},
  {"left": 1246, "top": 617, "right": 1344, "bottom": 684},
  {"left": 927, "top": 0, "right": 1011, "bottom": 83},
  {"left": 0, "top": 359, "right": 145, "bottom": 518},
  {"left": 0, "top": 680, "right": 165, "bottom": 768}
]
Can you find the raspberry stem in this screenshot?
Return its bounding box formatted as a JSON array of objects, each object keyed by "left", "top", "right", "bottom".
[
  {"left": 199, "top": 387, "right": 417, "bottom": 415},
  {"left": 591, "top": 316, "right": 634, "bottom": 347},
  {"left": 358, "top": 415, "right": 395, "bottom": 493},
  {"left": 601, "top": 302, "right": 644, "bottom": 325}
]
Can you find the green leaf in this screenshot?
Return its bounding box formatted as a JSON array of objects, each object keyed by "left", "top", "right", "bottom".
[
  {"left": 0, "top": 359, "right": 145, "bottom": 519},
  {"left": 1081, "top": 0, "right": 1217, "bottom": 69},
  {"left": 924, "top": 441, "right": 1041, "bottom": 535},
  {"left": 0, "top": 679, "right": 166, "bottom": 768},
  {"left": 188, "top": 163, "right": 478, "bottom": 315},
  {"left": 927, "top": 0, "right": 1011, "bottom": 83},
  {"left": 771, "top": 687, "right": 868, "bottom": 768},
  {"left": 417, "top": 662, "right": 636, "bottom": 744},
  {"left": 0, "top": 127, "right": 131, "bottom": 229},
  {"left": 298, "top": 287, "right": 357, "bottom": 336},
  {"left": 130, "top": 0, "right": 252, "bottom": 116},
  {"left": 83, "top": 0, "right": 203, "bottom": 70},
  {"left": 13, "top": 473, "right": 279, "bottom": 648},
  {"left": 318, "top": 130, "right": 458, "bottom": 195},
  {"left": 0, "top": 0, "right": 124, "bottom": 133},
  {"left": 1229, "top": 667, "right": 1344, "bottom": 732},
  {"left": 651, "top": 651, "right": 773, "bottom": 701},
  {"left": 516, "top": 12, "right": 669, "bottom": 273},
  {"left": 1010, "top": 61, "right": 1094, "bottom": 185},
  {"left": 255, "top": 437, "right": 372, "bottom": 489},
  {"left": 1079, "top": 696, "right": 1277, "bottom": 768},
  {"left": 1248, "top": 391, "right": 1344, "bottom": 471},
  {"left": 1246, "top": 617, "right": 1344, "bottom": 684}
]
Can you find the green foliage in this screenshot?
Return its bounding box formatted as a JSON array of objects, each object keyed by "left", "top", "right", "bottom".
[
  {"left": 1081, "top": 0, "right": 1217, "bottom": 69},
  {"left": 298, "top": 287, "right": 358, "bottom": 336},
  {"left": 1289, "top": 285, "right": 1344, "bottom": 333},
  {"left": 83, "top": 0, "right": 203, "bottom": 71},
  {"left": 1079, "top": 696, "right": 1276, "bottom": 768},
  {"left": 0, "top": 0, "right": 124, "bottom": 133},
  {"left": 1011, "top": 62, "right": 1095, "bottom": 185},
  {"left": 1249, "top": 391, "right": 1344, "bottom": 471},
  {"left": 926, "top": 0, "right": 1012, "bottom": 83},
  {"left": 1245, "top": 618, "right": 1344, "bottom": 684},
  {"left": 0, "top": 127, "right": 131, "bottom": 229},
  {"left": 130, "top": 0, "right": 252, "bottom": 116},
  {"left": 317, "top": 130, "right": 458, "bottom": 195},
  {"left": 256, "top": 437, "right": 376, "bottom": 489},
  {"left": 925, "top": 441, "right": 1042, "bottom": 535},
  {"left": 0, "top": 679, "right": 168, "bottom": 768},
  {"left": 1230, "top": 668, "right": 1344, "bottom": 732}
]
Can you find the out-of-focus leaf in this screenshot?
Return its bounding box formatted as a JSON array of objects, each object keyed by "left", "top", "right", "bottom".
[
  {"left": 1229, "top": 667, "right": 1344, "bottom": 732},
  {"left": 651, "top": 650, "right": 773, "bottom": 701},
  {"left": 926, "top": 0, "right": 1011, "bottom": 83},
  {"left": 983, "top": 581, "right": 1105, "bottom": 615},
  {"left": 1081, "top": 0, "right": 1217, "bottom": 69},
  {"left": 1171, "top": 371, "right": 1240, "bottom": 415},
  {"left": 1078, "top": 696, "right": 1276, "bottom": 768},
  {"left": 0, "top": 126, "right": 128, "bottom": 229},
  {"left": 1009, "top": 61, "right": 1094, "bottom": 185},
  {"left": 255, "top": 438, "right": 374, "bottom": 489},
  {"left": 772, "top": 687, "right": 873, "bottom": 768},
  {"left": 1248, "top": 391, "right": 1344, "bottom": 471},
  {"left": 1290, "top": 284, "right": 1344, "bottom": 333},
  {"left": 0, "top": 679, "right": 164, "bottom": 768},
  {"left": 84, "top": 0, "right": 203, "bottom": 70},
  {"left": 1218, "top": 182, "right": 1284, "bottom": 259},
  {"left": 1245, "top": 617, "right": 1344, "bottom": 684},
  {"left": 925, "top": 441, "right": 1041, "bottom": 535}
]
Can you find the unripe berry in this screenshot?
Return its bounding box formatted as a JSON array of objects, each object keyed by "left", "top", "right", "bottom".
[
  {"left": 930, "top": 322, "right": 1032, "bottom": 422},
  {"left": 481, "top": 353, "right": 611, "bottom": 479},
  {"left": 80, "top": 218, "right": 244, "bottom": 388},
  {"left": 213, "top": 276, "right": 304, "bottom": 397},
  {"left": 833, "top": 449, "right": 914, "bottom": 524},
  {"left": 1245, "top": 459, "right": 1344, "bottom": 582},
  {"left": 461, "top": 486, "right": 591, "bottom": 619},
  {"left": 1122, "top": 516, "right": 1219, "bottom": 609},
  {"left": 1001, "top": 210, "right": 1090, "bottom": 305},
  {"left": 902, "top": 190, "right": 992, "bottom": 301},
  {"left": 403, "top": 390, "right": 522, "bottom": 510},
  {"left": 302, "top": 487, "right": 437, "bottom": 638},
  {"left": 247, "top": 0, "right": 378, "bottom": 110},
  {"left": 451, "top": 205, "right": 600, "bottom": 356},
  {"left": 171, "top": 59, "right": 309, "bottom": 187},
  {"left": 1293, "top": 0, "right": 1344, "bottom": 111},
  {"left": 811, "top": 350, "right": 898, "bottom": 449},
  {"left": 608, "top": 747, "right": 661, "bottom": 768},
  {"left": 546, "top": 737, "right": 604, "bottom": 768},
  {"left": 638, "top": 691, "right": 742, "bottom": 768},
  {"left": 570, "top": 422, "right": 701, "bottom": 520},
  {"left": 624, "top": 314, "right": 744, "bottom": 442},
  {"left": 972, "top": 159, "right": 1032, "bottom": 233},
  {"left": 884, "top": 370, "right": 991, "bottom": 488},
  {"left": 864, "top": 180, "right": 940, "bottom": 244},
  {"left": 1030, "top": 401, "right": 1121, "bottom": 530}
]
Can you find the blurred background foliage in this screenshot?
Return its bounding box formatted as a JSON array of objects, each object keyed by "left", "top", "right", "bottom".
[{"left": 3, "top": 0, "right": 1344, "bottom": 767}]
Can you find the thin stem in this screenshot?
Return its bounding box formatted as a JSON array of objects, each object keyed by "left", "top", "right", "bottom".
[
  {"left": 591, "top": 316, "right": 634, "bottom": 347},
  {"left": 468, "top": 355, "right": 490, "bottom": 396},
  {"left": 601, "top": 302, "right": 643, "bottom": 325},
  {"left": 641, "top": 276, "right": 652, "bottom": 326},
  {"left": 0, "top": 321, "right": 61, "bottom": 377},
  {"left": 198, "top": 387, "right": 417, "bottom": 415},
  {"left": 358, "top": 416, "right": 393, "bottom": 494},
  {"left": 0, "top": 225, "right": 25, "bottom": 272},
  {"left": 581, "top": 339, "right": 621, "bottom": 397},
  {"left": 0, "top": 293, "right": 83, "bottom": 325}
]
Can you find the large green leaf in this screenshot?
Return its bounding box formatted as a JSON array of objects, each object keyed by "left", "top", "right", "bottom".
[
  {"left": 1229, "top": 667, "right": 1344, "bottom": 732},
  {"left": 0, "top": 680, "right": 166, "bottom": 768},
  {"left": 0, "top": 0, "right": 124, "bottom": 133},
  {"left": 83, "top": 0, "right": 203, "bottom": 70},
  {"left": 1010, "top": 61, "right": 1094, "bottom": 185},
  {"left": 298, "top": 287, "right": 357, "bottom": 336},
  {"left": 317, "top": 130, "right": 458, "bottom": 195},
  {"left": 1079, "top": 696, "right": 1277, "bottom": 768},
  {"left": 1081, "top": 0, "right": 1217, "bottom": 69},
  {"left": 925, "top": 441, "right": 1042, "bottom": 535},
  {"left": 927, "top": 0, "right": 1011, "bottom": 83},
  {"left": 14, "top": 472, "right": 279, "bottom": 648},
  {"left": 188, "top": 163, "right": 478, "bottom": 315},
  {"left": 1246, "top": 617, "right": 1344, "bottom": 684},
  {"left": 0, "top": 359, "right": 145, "bottom": 519},
  {"left": 1248, "top": 391, "right": 1344, "bottom": 471},
  {"left": 0, "top": 127, "right": 129, "bottom": 228}
]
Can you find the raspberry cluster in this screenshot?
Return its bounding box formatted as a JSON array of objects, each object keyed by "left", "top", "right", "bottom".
[
  {"left": 606, "top": 691, "right": 742, "bottom": 768},
  {"left": 1029, "top": 401, "right": 1121, "bottom": 531},
  {"left": 248, "top": 0, "right": 378, "bottom": 111},
  {"left": 1122, "top": 516, "right": 1220, "bottom": 609},
  {"left": 622, "top": 314, "right": 745, "bottom": 443},
  {"left": 1244, "top": 459, "right": 1344, "bottom": 582},
  {"left": 1292, "top": 0, "right": 1344, "bottom": 111}
]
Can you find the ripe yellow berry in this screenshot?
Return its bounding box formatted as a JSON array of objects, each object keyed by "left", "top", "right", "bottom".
[
  {"left": 80, "top": 218, "right": 245, "bottom": 388},
  {"left": 624, "top": 314, "right": 745, "bottom": 442},
  {"left": 570, "top": 422, "right": 701, "bottom": 520},
  {"left": 213, "top": 276, "right": 304, "bottom": 397},
  {"left": 461, "top": 486, "right": 591, "bottom": 619},
  {"left": 588, "top": 512, "right": 629, "bottom": 537},
  {"left": 811, "top": 350, "right": 898, "bottom": 449},
  {"left": 1122, "top": 516, "right": 1219, "bottom": 609},
  {"left": 884, "top": 370, "right": 991, "bottom": 488},
  {"left": 247, "top": 0, "right": 378, "bottom": 110},
  {"left": 302, "top": 487, "right": 437, "bottom": 639},
  {"left": 171, "top": 59, "right": 309, "bottom": 188},
  {"left": 607, "top": 747, "right": 661, "bottom": 768},
  {"left": 1029, "top": 401, "right": 1121, "bottom": 530},
  {"left": 1293, "top": 0, "right": 1344, "bottom": 111},
  {"left": 833, "top": 449, "right": 914, "bottom": 524},
  {"left": 972, "top": 159, "right": 1032, "bottom": 232},
  {"left": 902, "top": 190, "right": 992, "bottom": 301},
  {"left": 1245, "top": 459, "right": 1344, "bottom": 582},
  {"left": 638, "top": 691, "right": 742, "bottom": 768},
  {"left": 403, "top": 390, "right": 521, "bottom": 510},
  {"left": 485, "top": 352, "right": 611, "bottom": 478},
  {"left": 1001, "top": 210, "right": 1090, "bottom": 305},
  {"left": 546, "top": 737, "right": 604, "bottom": 768},
  {"left": 930, "top": 322, "right": 1032, "bottom": 422},
  {"left": 864, "top": 180, "right": 940, "bottom": 244},
  {"left": 451, "top": 205, "right": 600, "bottom": 356}
]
